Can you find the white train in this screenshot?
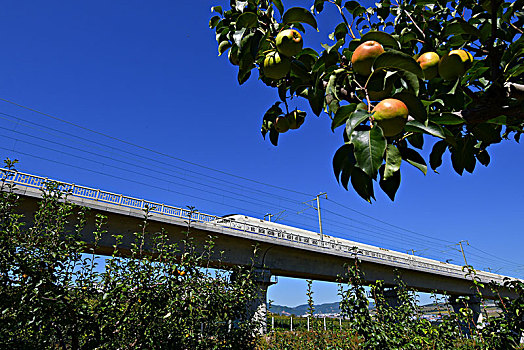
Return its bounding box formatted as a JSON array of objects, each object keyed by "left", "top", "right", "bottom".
[{"left": 211, "top": 214, "right": 509, "bottom": 285}]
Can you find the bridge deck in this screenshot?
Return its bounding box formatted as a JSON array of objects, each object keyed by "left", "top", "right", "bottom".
[{"left": 2, "top": 169, "right": 518, "bottom": 299}]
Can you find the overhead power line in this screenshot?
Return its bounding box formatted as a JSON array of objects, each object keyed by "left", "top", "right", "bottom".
[
  {"left": 325, "top": 199, "right": 456, "bottom": 244},
  {"left": 0, "top": 97, "right": 314, "bottom": 197},
  {"left": 0, "top": 111, "right": 311, "bottom": 204},
  {"left": 0, "top": 98, "right": 522, "bottom": 278}
]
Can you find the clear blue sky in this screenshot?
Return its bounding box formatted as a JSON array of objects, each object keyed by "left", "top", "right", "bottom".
[{"left": 0, "top": 1, "right": 522, "bottom": 307}]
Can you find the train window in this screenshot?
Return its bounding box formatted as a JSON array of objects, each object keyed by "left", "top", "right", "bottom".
[
  {"left": 250, "top": 227, "right": 256, "bottom": 232},
  {"left": 268, "top": 231, "right": 274, "bottom": 236},
  {"left": 312, "top": 240, "right": 317, "bottom": 245},
  {"left": 287, "top": 234, "right": 292, "bottom": 239},
  {"left": 258, "top": 228, "right": 265, "bottom": 233},
  {"left": 304, "top": 238, "right": 309, "bottom": 243}
]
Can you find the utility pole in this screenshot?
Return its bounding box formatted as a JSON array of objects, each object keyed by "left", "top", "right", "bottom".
[
  {"left": 264, "top": 210, "right": 286, "bottom": 222},
  {"left": 316, "top": 192, "right": 327, "bottom": 241},
  {"left": 301, "top": 193, "right": 327, "bottom": 240},
  {"left": 407, "top": 249, "right": 417, "bottom": 255},
  {"left": 458, "top": 240, "right": 469, "bottom": 266}
]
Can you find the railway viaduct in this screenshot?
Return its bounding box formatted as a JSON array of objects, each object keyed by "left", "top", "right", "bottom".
[{"left": 3, "top": 170, "right": 520, "bottom": 332}]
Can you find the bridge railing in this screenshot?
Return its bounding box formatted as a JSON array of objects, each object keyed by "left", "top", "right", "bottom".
[{"left": 0, "top": 168, "right": 219, "bottom": 223}]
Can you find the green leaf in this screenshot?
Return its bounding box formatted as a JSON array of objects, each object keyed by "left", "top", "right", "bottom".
[
  {"left": 345, "top": 109, "right": 370, "bottom": 138},
  {"left": 218, "top": 41, "right": 231, "bottom": 56},
  {"left": 272, "top": 0, "right": 284, "bottom": 16},
  {"left": 351, "top": 127, "right": 387, "bottom": 178},
  {"left": 392, "top": 91, "right": 427, "bottom": 122},
  {"left": 404, "top": 120, "right": 445, "bottom": 139},
  {"left": 269, "top": 128, "right": 279, "bottom": 146},
  {"left": 384, "top": 144, "right": 401, "bottom": 179},
  {"left": 236, "top": 12, "right": 258, "bottom": 29},
  {"left": 476, "top": 149, "right": 490, "bottom": 166},
  {"left": 344, "top": 1, "right": 366, "bottom": 17},
  {"left": 379, "top": 165, "right": 400, "bottom": 201},
  {"left": 291, "top": 59, "right": 311, "bottom": 80},
  {"left": 450, "top": 136, "right": 476, "bottom": 175},
  {"left": 282, "top": 7, "right": 318, "bottom": 30},
  {"left": 430, "top": 112, "right": 465, "bottom": 125},
  {"left": 209, "top": 15, "right": 221, "bottom": 29},
  {"left": 237, "top": 67, "right": 251, "bottom": 85},
  {"left": 429, "top": 140, "right": 447, "bottom": 172},
  {"left": 444, "top": 22, "right": 480, "bottom": 37},
  {"left": 399, "top": 147, "right": 427, "bottom": 175},
  {"left": 361, "top": 31, "right": 400, "bottom": 49},
  {"left": 308, "top": 87, "right": 324, "bottom": 116},
  {"left": 313, "top": 0, "right": 326, "bottom": 12},
  {"left": 333, "top": 22, "right": 348, "bottom": 41},
  {"left": 333, "top": 143, "right": 356, "bottom": 189},
  {"left": 350, "top": 167, "right": 375, "bottom": 202},
  {"left": 372, "top": 50, "right": 424, "bottom": 79},
  {"left": 485, "top": 115, "right": 507, "bottom": 125},
  {"left": 211, "top": 6, "right": 223, "bottom": 15},
  {"left": 399, "top": 71, "right": 420, "bottom": 96},
  {"left": 332, "top": 104, "right": 357, "bottom": 131},
  {"left": 407, "top": 133, "right": 423, "bottom": 149}
]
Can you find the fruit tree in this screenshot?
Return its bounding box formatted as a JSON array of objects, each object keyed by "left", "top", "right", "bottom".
[{"left": 209, "top": 0, "right": 524, "bottom": 202}]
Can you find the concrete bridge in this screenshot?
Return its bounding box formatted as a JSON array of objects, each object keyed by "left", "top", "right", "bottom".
[{"left": 3, "top": 169, "right": 520, "bottom": 331}]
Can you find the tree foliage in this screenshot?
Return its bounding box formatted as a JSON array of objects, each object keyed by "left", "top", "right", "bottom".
[
  {"left": 210, "top": 0, "right": 524, "bottom": 201},
  {"left": 0, "top": 159, "right": 259, "bottom": 349}
]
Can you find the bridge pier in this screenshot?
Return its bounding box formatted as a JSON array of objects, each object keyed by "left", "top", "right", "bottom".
[
  {"left": 449, "top": 295, "right": 482, "bottom": 336},
  {"left": 383, "top": 288, "right": 401, "bottom": 308},
  {"left": 233, "top": 268, "right": 275, "bottom": 334}
]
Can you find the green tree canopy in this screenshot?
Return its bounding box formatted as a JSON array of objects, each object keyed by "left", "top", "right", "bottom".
[{"left": 210, "top": 0, "right": 523, "bottom": 202}]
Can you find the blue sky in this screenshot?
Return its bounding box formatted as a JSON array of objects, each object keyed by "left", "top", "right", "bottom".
[{"left": 0, "top": 1, "right": 523, "bottom": 307}]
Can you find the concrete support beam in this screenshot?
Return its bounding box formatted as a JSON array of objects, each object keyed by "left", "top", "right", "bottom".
[
  {"left": 449, "top": 295, "right": 482, "bottom": 336},
  {"left": 383, "top": 289, "right": 401, "bottom": 308},
  {"left": 233, "top": 268, "right": 275, "bottom": 334}
]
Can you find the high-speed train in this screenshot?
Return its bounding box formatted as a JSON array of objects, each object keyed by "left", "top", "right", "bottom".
[{"left": 210, "top": 214, "right": 510, "bottom": 285}]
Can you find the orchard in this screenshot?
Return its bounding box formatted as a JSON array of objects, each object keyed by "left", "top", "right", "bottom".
[{"left": 210, "top": 0, "right": 523, "bottom": 202}]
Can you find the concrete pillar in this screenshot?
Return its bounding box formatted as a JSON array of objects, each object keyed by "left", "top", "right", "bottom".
[
  {"left": 382, "top": 288, "right": 401, "bottom": 308},
  {"left": 234, "top": 268, "right": 276, "bottom": 334},
  {"left": 449, "top": 295, "right": 481, "bottom": 336}
]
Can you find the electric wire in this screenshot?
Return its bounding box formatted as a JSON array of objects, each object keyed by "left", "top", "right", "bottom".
[
  {"left": 325, "top": 199, "right": 456, "bottom": 244},
  {"left": 2, "top": 142, "right": 519, "bottom": 276},
  {"left": 0, "top": 98, "right": 314, "bottom": 197},
  {"left": 0, "top": 106, "right": 477, "bottom": 252},
  {"left": 0, "top": 98, "right": 521, "bottom": 277},
  {"left": 0, "top": 145, "right": 278, "bottom": 218},
  {"left": 0, "top": 111, "right": 312, "bottom": 205},
  {"left": 0, "top": 133, "right": 494, "bottom": 268},
  {"left": 0, "top": 122, "right": 459, "bottom": 255},
  {"left": 0, "top": 128, "right": 312, "bottom": 215},
  {"left": 0, "top": 113, "right": 461, "bottom": 253}
]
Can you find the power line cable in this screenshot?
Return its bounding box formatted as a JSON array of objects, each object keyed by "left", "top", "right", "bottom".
[
  {"left": 0, "top": 98, "right": 314, "bottom": 197},
  {"left": 0, "top": 101, "right": 461, "bottom": 251},
  {"left": 0, "top": 145, "right": 282, "bottom": 217},
  {"left": 468, "top": 244, "right": 524, "bottom": 268},
  {"left": 325, "top": 199, "right": 455, "bottom": 244},
  {"left": 0, "top": 111, "right": 311, "bottom": 204},
  {"left": 0, "top": 128, "right": 311, "bottom": 215},
  {"left": 1, "top": 99, "right": 519, "bottom": 274}
]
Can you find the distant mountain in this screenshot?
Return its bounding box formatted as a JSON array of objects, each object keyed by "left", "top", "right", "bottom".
[{"left": 269, "top": 301, "right": 375, "bottom": 316}]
